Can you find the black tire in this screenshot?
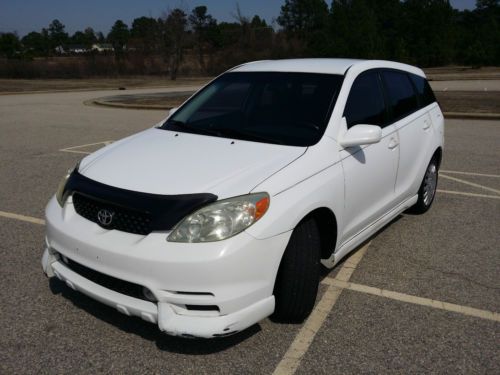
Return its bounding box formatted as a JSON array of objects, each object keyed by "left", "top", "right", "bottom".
[
  {"left": 272, "top": 217, "right": 321, "bottom": 323},
  {"left": 407, "top": 157, "right": 439, "bottom": 215}
]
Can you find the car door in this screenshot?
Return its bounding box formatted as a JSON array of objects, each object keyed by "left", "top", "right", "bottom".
[
  {"left": 339, "top": 70, "right": 400, "bottom": 242},
  {"left": 381, "top": 70, "right": 435, "bottom": 203}
]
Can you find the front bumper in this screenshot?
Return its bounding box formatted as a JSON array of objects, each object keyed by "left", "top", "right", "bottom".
[{"left": 43, "top": 196, "right": 291, "bottom": 338}]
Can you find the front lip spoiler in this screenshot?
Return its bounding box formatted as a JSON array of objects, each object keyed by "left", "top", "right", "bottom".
[
  {"left": 157, "top": 296, "right": 274, "bottom": 338},
  {"left": 46, "top": 256, "right": 275, "bottom": 338}
]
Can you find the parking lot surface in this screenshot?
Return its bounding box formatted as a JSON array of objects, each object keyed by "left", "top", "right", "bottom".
[
  {"left": 0, "top": 90, "right": 498, "bottom": 374},
  {"left": 430, "top": 79, "right": 500, "bottom": 91}
]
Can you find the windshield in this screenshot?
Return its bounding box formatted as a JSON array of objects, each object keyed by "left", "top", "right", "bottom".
[{"left": 161, "top": 72, "right": 343, "bottom": 146}]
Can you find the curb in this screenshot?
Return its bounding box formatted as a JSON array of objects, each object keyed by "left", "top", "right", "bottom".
[
  {"left": 89, "top": 99, "right": 170, "bottom": 110},
  {"left": 443, "top": 112, "right": 500, "bottom": 120},
  {"left": 0, "top": 81, "right": 209, "bottom": 96},
  {"left": 90, "top": 99, "right": 500, "bottom": 120},
  {"left": 0, "top": 86, "right": 168, "bottom": 96}
]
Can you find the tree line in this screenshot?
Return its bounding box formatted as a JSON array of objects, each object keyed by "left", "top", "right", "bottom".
[
  {"left": 279, "top": 0, "right": 499, "bottom": 67},
  {"left": 0, "top": 0, "right": 498, "bottom": 79}
]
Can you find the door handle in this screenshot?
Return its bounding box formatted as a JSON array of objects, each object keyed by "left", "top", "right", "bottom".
[
  {"left": 423, "top": 119, "right": 431, "bottom": 130},
  {"left": 388, "top": 138, "right": 399, "bottom": 149}
]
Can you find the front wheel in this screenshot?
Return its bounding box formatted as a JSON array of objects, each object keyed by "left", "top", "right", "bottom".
[
  {"left": 272, "top": 217, "right": 321, "bottom": 323},
  {"left": 408, "top": 157, "right": 439, "bottom": 214}
]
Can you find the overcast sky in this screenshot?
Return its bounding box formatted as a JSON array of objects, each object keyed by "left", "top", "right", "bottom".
[{"left": 0, "top": 0, "right": 478, "bottom": 36}]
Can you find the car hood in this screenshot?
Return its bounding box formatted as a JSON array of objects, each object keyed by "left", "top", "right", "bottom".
[{"left": 79, "top": 128, "right": 306, "bottom": 198}]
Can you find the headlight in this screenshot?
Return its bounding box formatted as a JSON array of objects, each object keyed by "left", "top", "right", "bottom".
[
  {"left": 55, "top": 163, "right": 78, "bottom": 206},
  {"left": 167, "top": 193, "right": 270, "bottom": 243}
]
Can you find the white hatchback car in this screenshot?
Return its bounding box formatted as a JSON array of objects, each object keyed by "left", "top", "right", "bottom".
[{"left": 42, "top": 59, "right": 444, "bottom": 338}]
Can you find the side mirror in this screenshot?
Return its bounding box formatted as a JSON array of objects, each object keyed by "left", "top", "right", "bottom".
[
  {"left": 168, "top": 107, "right": 178, "bottom": 117},
  {"left": 339, "top": 124, "right": 382, "bottom": 148}
]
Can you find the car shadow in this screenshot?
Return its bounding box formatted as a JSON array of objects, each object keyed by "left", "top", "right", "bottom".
[
  {"left": 47, "top": 214, "right": 405, "bottom": 350},
  {"left": 49, "top": 278, "right": 261, "bottom": 354},
  {"left": 346, "top": 146, "right": 366, "bottom": 164}
]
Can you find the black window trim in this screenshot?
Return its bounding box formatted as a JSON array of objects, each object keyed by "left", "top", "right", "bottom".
[
  {"left": 343, "top": 68, "right": 392, "bottom": 129},
  {"left": 406, "top": 71, "right": 438, "bottom": 110},
  {"left": 379, "top": 68, "right": 422, "bottom": 125},
  {"left": 406, "top": 72, "right": 424, "bottom": 109},
  {"left": 344, "top": 67, "right": 438, "bottom": 130}
]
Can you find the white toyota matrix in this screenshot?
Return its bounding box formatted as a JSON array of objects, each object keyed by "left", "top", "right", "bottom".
[{"left": 42, "top": 59, "right": 444, "bottom": 338}]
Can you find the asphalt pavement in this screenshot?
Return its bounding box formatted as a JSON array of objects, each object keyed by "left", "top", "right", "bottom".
[{"left": 0, "top": 89, "right": 498, "bottom": 374}]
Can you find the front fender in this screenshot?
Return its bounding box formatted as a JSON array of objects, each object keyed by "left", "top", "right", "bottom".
[{"left": 246, "top": 161, "right": 344, "bottom": 244}]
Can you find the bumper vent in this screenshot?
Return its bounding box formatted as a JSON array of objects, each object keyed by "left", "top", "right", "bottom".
[
  {"left": 62, "top": 256, "right": 151, "bottom": 302},
  {"left": 73, "top": 193, "right": 152, "bottom": 235}
]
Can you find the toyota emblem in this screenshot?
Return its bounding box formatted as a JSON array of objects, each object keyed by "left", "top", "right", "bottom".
[{"left": 97, "top": 209, "right": 114, "bottom": 226}]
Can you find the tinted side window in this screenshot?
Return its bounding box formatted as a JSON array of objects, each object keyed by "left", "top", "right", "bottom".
[
  {"left": 409, "top": 73, "right": 436, "bottom": 108},
  {"left": 344, "top": 72, "right": 386, "bottom": 128},
  {"left": 382, "top": 71, "right": 419, "bottom": 121}
]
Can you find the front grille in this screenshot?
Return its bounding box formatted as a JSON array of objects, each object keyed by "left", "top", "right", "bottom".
[
  {"left": 62, "top": 256, "right": 151, "bottom": 301},
  {"left": 63, "top": 171, "right": 217, "bottom": 234},
  {"left": 73, "top": 193, "right": 152, "bottom": 235}
]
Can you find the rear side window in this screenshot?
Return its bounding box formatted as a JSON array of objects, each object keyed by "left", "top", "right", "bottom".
[
  {"left": 409, "top": 74, "right": 436, "bottom": 108},
  {"left": 344, "top": 72, "right": 386, "bottom": 128},
  {"left": 382, "top": 71, "right": 419, "bottom": 121}
]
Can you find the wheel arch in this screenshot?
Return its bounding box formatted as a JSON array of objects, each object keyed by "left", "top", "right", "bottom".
[
  {"left": 301, "top": 207, "right": 338, "bottom": 260},
  {"left": 433, "top": 147, "right": 443, "bottom": 168}
]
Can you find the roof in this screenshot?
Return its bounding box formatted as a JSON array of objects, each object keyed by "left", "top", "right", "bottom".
[{"left": 232, "top": 58, "right": 425, "bottom": 77}]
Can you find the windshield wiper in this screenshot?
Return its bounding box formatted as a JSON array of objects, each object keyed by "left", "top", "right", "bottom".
[
  {"left": 207, "top": 126, "right": 284, "bottom": 145},
  {"left": 166, "top": 120, "right": 282, "bottom": 144},
  {"left": 165, "top": 119, "right": 190, "bottom": 130},
  {"left": 165, "top": 120, "right": 221, "bottom": 137}
]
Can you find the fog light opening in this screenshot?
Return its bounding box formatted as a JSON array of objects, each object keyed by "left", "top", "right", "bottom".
[{"left": 142, "top": 287, "right": 157, "bottom": 302}]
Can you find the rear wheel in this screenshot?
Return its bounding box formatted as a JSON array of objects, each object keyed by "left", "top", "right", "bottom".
[
  {"left": 408, "top": 157, "right": 439, "bottom": 214},
  {"left": 272, "top": 217, "right": 321, "bottom": 323}
]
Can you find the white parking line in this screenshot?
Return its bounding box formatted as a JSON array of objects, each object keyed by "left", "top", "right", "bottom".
[
  {"left": 0, "top": 210, "right": 45, "bottom": 225},
  {"left": 273, "top": 242, "right": 370, "bottom": 375},
  {"left": 321, "top": 278, "right": 500, "bottom": 323},
  {"left": 437, "top": 189, "right": 500, "bottom": 199},
  {"left": 60, "top": 149, "right": 92, "bottom": 155},
  {"left": 440, "top": 174, "right": 500, "bottom": 195},
  {"left": 60, "top": 140, "right": 113, "bottom": 154},
  {"left": 441, "top": 170, "right": 500, "bottom": 178},
  {"left": 61, "top": 140, "right": 114, "bottom": 151}
]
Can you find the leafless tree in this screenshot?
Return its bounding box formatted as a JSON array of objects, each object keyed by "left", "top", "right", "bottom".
[{"left": 162, "top": 8, "right": 187, "bottom": 80}]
